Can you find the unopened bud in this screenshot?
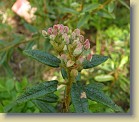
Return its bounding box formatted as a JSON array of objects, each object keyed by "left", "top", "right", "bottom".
[
  {"left": 64, "top": 26, "right": 69, "bottom": 33},
  {"left": 47, "top": 27, "right": 53, "bottom": 35},
  {"left": 86, "top": 54, "right": 92, "bottom": 61},
  {"left": 50, "top": 41, "right": 58, "bottom": 49},
  {"left": 74, "top": 28, "right": 80, "bottom": 36},
  {"left": 73, "top": 42, "right": 83, "bottom": 56},
  {"left": 70, "top": 69, "right": 78, "bottom": 78},
  {"left": 42, "top": 30, "right": 48, "bottom": 37},
  {"left": 60, "top": 54, "right": 67, "bottom": 63},
  {"left": 67, "top": 60, "right": 75, "bottom": 67},
  {"left": 84, "top": 39, "right": 90, "bottom": 50},
  {"left": 77, "top": 56, "right": 84, "bottom": 64},
  {"left": 79, "top": 35, "right": 84, "bottom": 43},
  {"left": 50, "top": 35, "right": 56, "bottom": 40}
]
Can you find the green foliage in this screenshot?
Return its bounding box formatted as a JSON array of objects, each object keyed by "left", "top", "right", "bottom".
[
  {"left": 0, "top": 0, "right": 130, "bottom": 113},
  {"left": 23, "top": 50, "right": 61, "bottom": 67},
  {"left": 71, "top": 82, "right": 89, "bottom": 113},
  {"left": 61, "top": 68, "right": 68, "bottom": 79},
  {"left": 94, "top": 75, "right": 114, "bottom": 82},
  {"left": 16, "top": 80, "right": 58, "bottom": 104},
  {"left": 85, "top": 83, "right": 122, "bottom": 112},
  {"left": 83, "top": 54, "right": 109, "bottom": 69},
  {"left": 36, "top": 94, "right": 58, "bottom": 103},
  {"left": 32, "top": 100, "right": 57, "bottom": 113}
]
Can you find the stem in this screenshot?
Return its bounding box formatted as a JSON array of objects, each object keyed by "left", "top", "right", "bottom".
[{"left": 63, "top": 68, "right": 74, "bottom": 112}]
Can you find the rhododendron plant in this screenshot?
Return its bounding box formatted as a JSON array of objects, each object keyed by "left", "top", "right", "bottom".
[{"left": 12, "top": 24, "right": 121, "bottom": 113}]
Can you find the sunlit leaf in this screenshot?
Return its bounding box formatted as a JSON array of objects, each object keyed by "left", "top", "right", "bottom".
[{"left": 94, "top": 75, "right": 114, "bottom": 82}]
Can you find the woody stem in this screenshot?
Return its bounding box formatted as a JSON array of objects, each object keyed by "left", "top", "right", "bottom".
[{"left": 63, "top": 69, "right": 74, "bottom": 112}]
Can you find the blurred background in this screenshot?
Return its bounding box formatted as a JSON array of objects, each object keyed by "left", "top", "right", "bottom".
[{"left": 0, "top": 0, "right": 130, "bottom": 113}]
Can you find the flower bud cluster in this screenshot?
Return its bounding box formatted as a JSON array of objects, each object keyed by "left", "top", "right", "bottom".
[{"left": 42, "top": 24, "right": 92, "bottom": 72}]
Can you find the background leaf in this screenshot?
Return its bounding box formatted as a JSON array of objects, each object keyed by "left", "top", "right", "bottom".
[{"left": 94, "top": 75, "right": 114, "bottom": 82}]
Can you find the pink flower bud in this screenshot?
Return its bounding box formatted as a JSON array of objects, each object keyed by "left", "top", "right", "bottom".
[
  {"left": 84, "top": 39, "right": 90, "bottom": 50},
  {"left": 53, "top": 24, "right": 59, "bottom": 30},
  {"left": 86, "top": 53, "right": 92, "bottom": 61},
  {"left": 79, "top": 35, "right": 84, "bottom": 43},
  {"left": 60, "top": 54, "right": 67, "bottom": 62},
  {"left": 71, "top": 32, "right": 76, "bottom": 39},
  {"left": 47, "top": 27, "right": 53, "bottom": 35},
  {"left": 64, "top": 26, "right": 69, "bottom": 33},
  {"left": 59, "top": 24, "right": 64, "bottom": 34},
  {"left": 73, "top": 42, "right": 83, "bottom": 56},
  {"left": 74, "top": 28, "right": 80, "bottom": 36},
  {"left": 62, "top": 33, "right": 70, "bottom": 44},
  {"left": 77, "top": 56, "right": 84, "bottom": 64}
]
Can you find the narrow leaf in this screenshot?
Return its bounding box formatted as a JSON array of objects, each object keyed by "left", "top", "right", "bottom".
[
  {"left": 32, "top": 100, "right": 56, "bottom": 113},
  {"left": 59, "top": 7, "right": 78, "bottom": 14},
  {"left": 83, "top": 3, "right": 100, "bottom": 12},
  {"left": 77, "top": 15, "right": 90, "bottom": 28},
  {"left": 16, "top": 80, "right": 58, "bottom": 104},
  {"left": 94, "top": 75, "right": 114, "bottom": 82},
  {"left": 23, "top": 50, "right": 61, "bottom": 67},
  {"left": 108, "top": 1, "right": 115, "bottom": 13},
  {"left": 61, "top": 68, "right": 68, "bottom": 79},
  {"left": 85, "top": 83, "right": 121, "bottom": 112},
  {"left": 24, "top": 23, "right": 38, "bottom": 33},
  {"left": 75, "top": 72, "right": 81, "bottom": 81},
  {"left": 83, "top": 54, "right": 109, "bottom": 69},
  {"left": 71, "top": 82, "right": 89, "bottom": 113},
  {"left": 118, "top": 0, "right": 130, "bottom": 10}
]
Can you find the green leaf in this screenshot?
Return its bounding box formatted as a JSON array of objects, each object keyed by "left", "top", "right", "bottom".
[
  {"left": 94, "top": 75, "right": 114, "bottom": 82},
  {"left": 4, "top": 102, "right": 17, "bottom": 112},
  {"left": 83, "top": 3, "right": 100, "bottom": 12},
  {"left": 61, "top": 68, "right": 68, "bottom": 79},
  {"left": 16, "top": 80, "right": 58, "bottom": 104},
  {"left": 85, "top": 83, "right": 122, "bottom": 112},
  {"left": 23, "top": 50, "right": 61, "bottom": 67},
  {"left": 0, "top": 103, "right": 4, "bottom": 112},
  {"left": 59, "top": 7, "right": 78, "bottom": 14},
  {"left": 37, "top": 94, "right": 58, "bottom": 103},
  {"left": 32, "top": 100, "right": 56, "bottom": 113},
  {"left": 77, "top": 14, "right": 90, "bottom": 28},
  {"left": 97, "top": 11, "right": 116, "bottom": 19},
  {"left": 0, "top": 51, "right": 7, "bottom": 64},
  {"left": 75, "top": 72, "right": 81, "bottom": 81},
  {"left": 6, "top": 79, "right": 15, "bottom": 91},
  {"left": 119, "top": 56, "right": 128, "bottom": 68},
  {"left": 71, "top": 82, "right": 89, "bottom": 113},
  {"left": 15, "top": 81, "right": 22, "bottom": 92},
  {"left": 118, "top": 0, "right": 130, "bottom": 10},
  {"left": 24, "top": 23, "right": 38, "bottom": 33},
  {"left": 108, "top": 1, "right": 115, "bottom": 13},
  {"left": 83, "top": 54, "right": 109, "bottom": 69}
]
